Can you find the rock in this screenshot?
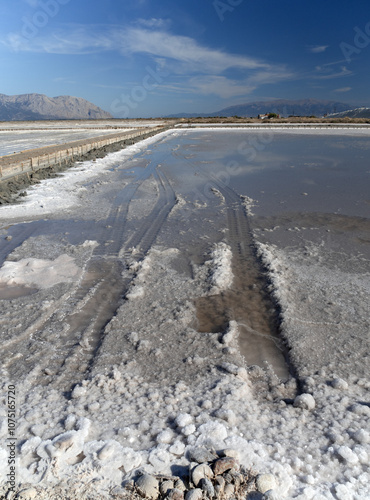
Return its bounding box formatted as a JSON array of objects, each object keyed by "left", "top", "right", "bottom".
[
  {"left": 256, "top": 474, "right": 277, "bottom": 494},
  {"left": 263, "top": 490, "right": 279, "bottom": 500},
  {"left": 17, "top": 488, "right": 38, "bottom": 500},
  {"left": 331, "top": 378, "right": 348, "bottom": 390},
  {"left": 188, "top": 446, "right": 218, "bottom": 464},
  {"left": 135, "top": 474, "right": 159, "bottom": 499},
  {"left": 185, "top": 489, "right": 203, "bottom": 500},
  {"left": 229, "top": 470, "right": 242, "bottom": 489},
  {"left": 174, "top": 479, "right": 187, "bottom": 492},
  {"left": 111, "top": 486, "right": 129, "bottom": 498},
  {"left": 224, "top": 483, "right": 235, "bottom": 498},
  {"left": 167, "top": 489, "right": 184, "bottom": 500},
  {"left": 218, "top": 448, "right": 240, "bottom": 461},
  {"left": 199, "top": 477, "right": 215, "bottom": 498},
  {"left": 293, "top": 393, "right": 316, "bottom": 410},
  {"left": 191, "top": 463, "right": 214, "bottom": 487},
  {"left": 213, "top": 457, "right": 238, "bottom": 475},
  {"left": 160, "top": 480, "right": 174, "bottom": 496},
  {"left": 214, "top": 476, "right": 225, "bottom": 496},
  {"left": 5, "top": 236, "right": 12, "bottom": 241}
]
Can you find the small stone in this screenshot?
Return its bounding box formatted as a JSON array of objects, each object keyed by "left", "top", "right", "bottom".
[
  {"left": 214, "top": 476, "right": 225, "bottom": 496},
  {"left": 188, "top": 446, "right": 218, "bottom": 464},
  {"left": 218, "top": 448, "right": 240, "bottom": 460},
  {"left": 191, "top": 463, "right": 214, "bottom": 487},
  {"left": 224, "top": 483, "right": 235, "bottom": 498},
  {"left": 199, "top": 477, "right": 215, "bottom": 498},
  {"left": 167, "top": 489, "right": 184, "bottom": 500},
  {"left": 213, "top": 457, "right": 238, "bottom": 475},
  {"left": 17, "top": 488, "right": 38, "bottom": 500},
  {"left": 174, "top": 479, "right": 187, "bottom": 492},
  {"left": 185, "top": 489, "right": 203, "bottom": 500},
  {"left": 160, "top": 480, "right": 174, "bottom": 496},
  {"left": 263, "top": 490, "right": 279, "bottom": 500},
  {"left": 230, "top": 470, "right": 242, "bottom": 489},
  {"left": 256, "top": 474, "right": 277, "bottom": 494},
  {"left": 293, "top": 393, "right": 316, "bottom": 410},
  {"left": 331, "top": 378, "right": 348, "bottom": 390},
  {"left": 5, "top": 235, "right": 12, "bottom": 241},
  {"left": 135, "top": 474, "right": 159, "bottom": 499},
  {"left": 111, "top": 486, "right": 129, "bottom": 498}
]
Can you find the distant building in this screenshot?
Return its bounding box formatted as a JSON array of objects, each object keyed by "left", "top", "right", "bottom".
[{"left": 258, "top": 113, "right": 280, "bottom": 120}]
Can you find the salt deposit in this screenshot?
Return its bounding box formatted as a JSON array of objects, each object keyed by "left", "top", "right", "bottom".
[{"left": 0, "top": 126, "right": 369, "bottom": 499}]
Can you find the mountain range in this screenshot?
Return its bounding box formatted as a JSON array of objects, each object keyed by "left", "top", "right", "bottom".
[
  {"left": 168, "top": 99, "right": 352, "bottom": 118},
  {"left": 327, "top": 107, "right": 370, "bottom": 119},
  {"left": 0, "top": 93, "right": 112, "bottom": 121}
]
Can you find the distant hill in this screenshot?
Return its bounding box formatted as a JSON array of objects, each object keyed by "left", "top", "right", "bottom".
[
  {"left": 0, "top": 93, "right": 113, "bottom": 121},
  {"left": 169, "top": 99, "right": 352, "bottom": 118},
  {"left": 327, "top": 107, "right": 370, "bottom": 119}
]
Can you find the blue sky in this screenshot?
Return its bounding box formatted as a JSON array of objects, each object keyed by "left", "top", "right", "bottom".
[{"left": 0, "top": 0, "right": 369, "bottom": 117}]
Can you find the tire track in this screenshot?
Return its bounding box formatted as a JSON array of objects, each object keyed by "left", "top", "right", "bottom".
[
  {"left": 1, "top": 134, "right": 177, "bottom": 387},
  {"left": 30, "top": 167, "right": 176, "bottom": 391},
  {"left": 171, "top": 152, "right": 293, "bottom": 379}
]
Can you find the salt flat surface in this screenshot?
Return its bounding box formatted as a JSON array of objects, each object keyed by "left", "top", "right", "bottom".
[
  {"left": 0, "top": 129, "right": 133, "bottom": 156},
  {"left": 0, "top": 120, "right": 165, "bottom": 131},
  {"left": 0, "top": 127, "right": 369, "bottom": 499}
]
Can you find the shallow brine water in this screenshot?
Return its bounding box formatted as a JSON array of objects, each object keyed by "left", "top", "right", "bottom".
[
  {"left": 141, "top": 129, "right": 370, "bottom": 378},
  {"left": 0, "top": 128, "right": 369, "bottom": 499},
  {"left": 1, "top": 128, "right": 369, "bottom": 381}
]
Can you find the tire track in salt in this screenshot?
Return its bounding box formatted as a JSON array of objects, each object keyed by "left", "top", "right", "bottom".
[
  {"left": 169, "top": 147, "right": 293, "bottom": 379},
  {"left": 39, "top": 168, "right": 176, "bottom": 391}
]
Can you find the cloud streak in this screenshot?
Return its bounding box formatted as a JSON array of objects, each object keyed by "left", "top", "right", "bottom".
[
  {"left": 315, "top": 65, "right": 352, "bottom": 79},
  {"left": 334, "top": 86, "right": 352, "bottom": 92},
  {"left": 307, "top": 45, "right": 329, "bottom": 53},
  {"left": 1, "top": 22, "right": 294, "bottom": 98}
]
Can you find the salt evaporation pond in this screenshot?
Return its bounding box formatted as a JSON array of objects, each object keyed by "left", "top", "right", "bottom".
[
  {"left": 0, "top": 128, "right": 131, "bottom": 156},
  {"left": 0, "top": 127, "right": 369, "bottom": 499}
]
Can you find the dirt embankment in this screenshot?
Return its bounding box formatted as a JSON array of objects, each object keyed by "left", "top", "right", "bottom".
[{"left": 0, "top": 128, "right": 165, "bottom": 205}]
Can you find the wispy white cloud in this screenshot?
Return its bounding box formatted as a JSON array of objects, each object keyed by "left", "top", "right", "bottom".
[
  {"left": 307, "top": 45, "right": 329, "bottom": 53},
  {"left": 179, "top": 67, "right": 295, "bottom": 99},
  {"left": 315, "top": 65, "right": 352, "bottom": 79},
  {"left": 2, "top": 23, "right": 275, "bottom": 72},
  {"left": 118, "top": 28, "right": 270, "bottom": 73},
  {"left": 334, "top": 86, "right": 352, "bottom": 92},
  {"left": 1, "top": 21, "right": 295, "bottom": 98},
  {"left": 135, "top": 18, "right": 170, "bottom": 29}
]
